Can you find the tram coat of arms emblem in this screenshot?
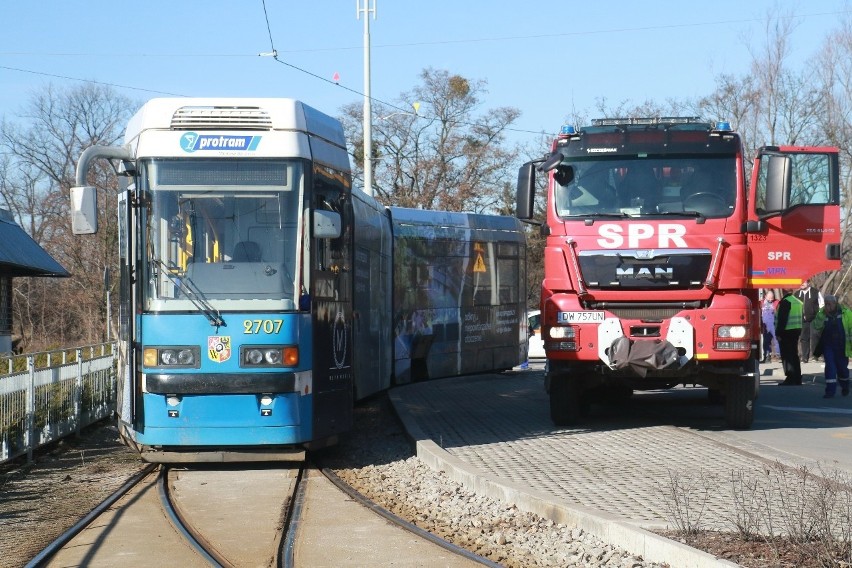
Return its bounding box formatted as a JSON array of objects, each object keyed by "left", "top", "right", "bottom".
[{"left": 208, "top": 336, "right": 232, "bottom": 363}]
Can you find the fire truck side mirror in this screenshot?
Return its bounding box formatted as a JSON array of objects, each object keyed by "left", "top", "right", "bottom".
[
  {"left": 516, "top": 162, "right": 536, "bottom": 220},
  {"left": 538, "top": 152, "right": 563, "bottom": 173},
  {"left": 763, "top": 154, "right": 792, "bottom": 213}
]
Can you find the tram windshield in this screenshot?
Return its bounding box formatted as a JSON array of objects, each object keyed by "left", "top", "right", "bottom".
[{"left": 141, "top": 158, "right": 304, "bottom": 312}]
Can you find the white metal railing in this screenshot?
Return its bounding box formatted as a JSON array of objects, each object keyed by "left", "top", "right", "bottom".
[{"left": 0, "top": 342, "right": 116, "bottom": 464}]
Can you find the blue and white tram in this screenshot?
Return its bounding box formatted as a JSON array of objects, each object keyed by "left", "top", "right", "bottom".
[{"left": 70, "top": 98, "right": 526, "bottom": 462}]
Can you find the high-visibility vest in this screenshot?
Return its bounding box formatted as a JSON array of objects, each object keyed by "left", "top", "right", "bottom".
[{"left": 777, "top": 295, "right": 803, "bottom": 331}]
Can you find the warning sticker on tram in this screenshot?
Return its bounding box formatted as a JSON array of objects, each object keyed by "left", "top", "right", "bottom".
[{"left": 557, "top": 311, "right": 605, "bottom": 323}]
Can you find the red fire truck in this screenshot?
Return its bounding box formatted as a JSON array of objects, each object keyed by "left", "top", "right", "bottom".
[{"left": 516, "top": 117, "right": 841, "bottom": 429}]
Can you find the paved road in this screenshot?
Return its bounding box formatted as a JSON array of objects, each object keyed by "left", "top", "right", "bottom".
[
  {"left": 668, "top": 359, "right": 852, "bottom": 472},
  {"left": 389, "top": 358, "right": 852, "bottom": 568}
]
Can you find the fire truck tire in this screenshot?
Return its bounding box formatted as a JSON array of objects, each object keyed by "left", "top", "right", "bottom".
[
  {"left": 549, "top": 378, "right": 584, "bottom": 426},
  {"left": 707, "top": 387, "right": 724, "bottom": 405},
  {"left": 724, "top": 377, "right": 756, "bottom": 429}
]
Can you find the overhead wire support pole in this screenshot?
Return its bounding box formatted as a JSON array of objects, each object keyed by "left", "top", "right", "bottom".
[{"left": 357, "top": 0, "right": 376, "bottom": 196}]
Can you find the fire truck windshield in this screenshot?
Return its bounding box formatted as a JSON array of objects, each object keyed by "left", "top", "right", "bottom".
[{"left": 554, "top": 156, "right": 735, "bottom": 218}]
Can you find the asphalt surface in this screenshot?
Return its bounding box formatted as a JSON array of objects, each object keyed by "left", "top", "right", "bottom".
[{"left": 389, "top": 358, "right": 846, "bottom": 568}]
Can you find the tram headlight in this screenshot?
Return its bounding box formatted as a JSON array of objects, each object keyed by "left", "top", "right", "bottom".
[
  {"left": 264, "top": 348, "right": 282, "bottom": 365},
  {"left": 177, "top": 349, "right": 196, "bottom": 365},
  {"left": 161, "top": 349, "right": 178, "bottom": 365},
  {"left": 245, "top": 348, "right": 264, "bottom": 365},
  {"left": 143, "top": 346, "right": 200, "bottom": 368},
  {"left": 241, "top": 345, "right": 298, "bottom": 367}
]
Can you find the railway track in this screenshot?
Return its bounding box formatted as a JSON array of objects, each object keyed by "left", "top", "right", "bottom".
[{"left": 27, "top": 461, "right": 493, "bottom": 567}]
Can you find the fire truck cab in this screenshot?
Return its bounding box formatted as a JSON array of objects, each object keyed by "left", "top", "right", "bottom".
[{"left": 517, "top": 117, "right": 841, "bottom": 429}]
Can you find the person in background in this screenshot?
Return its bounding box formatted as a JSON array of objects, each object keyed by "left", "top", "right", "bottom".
[
  {"left": 760, "top": 290, "right": 780, "bottom": 363},
  {"left": 812, "top": 294, "right": 852, "bottom": 398},
  {"left": 796, "top": 279, "right": 822, "bottom": 363},
  {"left": 776, "top": 288, "right": 804, "bottom": 386}
]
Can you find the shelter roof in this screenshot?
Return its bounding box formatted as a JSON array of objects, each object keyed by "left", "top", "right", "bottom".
[{"left": 0, "top": 210, "right": 70, "bottom": 278}]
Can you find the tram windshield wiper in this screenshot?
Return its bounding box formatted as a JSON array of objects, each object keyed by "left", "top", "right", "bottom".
[{"left": 153, "top": 258, "right": 225, "bottom": 328}]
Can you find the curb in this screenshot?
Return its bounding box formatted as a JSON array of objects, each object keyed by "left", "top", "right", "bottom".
[{"left": 389, "top": 388, "right": 739, "bottom": 568}]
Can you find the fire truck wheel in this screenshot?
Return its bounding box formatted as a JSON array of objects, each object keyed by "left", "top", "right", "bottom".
[
  {"left": 549, "top": 377, "right": 585, "bottom": 426},
  {"left": 724, "top": 377, "right": 756, "bottom": 429},
  {"left": 707, "top": 387, "right": 724, "bottom": 405}
]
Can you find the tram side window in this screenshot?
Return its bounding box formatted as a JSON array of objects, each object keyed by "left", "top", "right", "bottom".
[
  {"left": 312, "top": 162, "right": 351, "bottom": 301},
  {"left": 497, "top": 242, "right": 520, "bottom": 305},
  {"left": 471, "top": 243, "right": 493, "bottom": 306}
]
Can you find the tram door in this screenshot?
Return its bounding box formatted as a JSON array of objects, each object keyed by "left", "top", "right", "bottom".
[
  {"left": 116, "top": 189, "right": 139, "bottom": 434},
  {"left": 310, "top": 175, "right": 354, "bottom": 443}
]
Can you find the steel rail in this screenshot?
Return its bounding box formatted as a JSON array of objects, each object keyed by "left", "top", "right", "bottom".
[
  {"left": 156, "top": 466, "right": 233, "bottom": 567},
  {"left": 24, "top": 463, "right": 157, "bottom": 567},
  {"left": 279, "top": 464, "right": 307, "bottom": 568},
  {"left": 319, "top": 465, "right": 502, "bottom": 567}
]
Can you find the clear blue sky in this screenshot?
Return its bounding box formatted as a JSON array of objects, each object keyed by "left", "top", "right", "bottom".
[{"left": 1, "top": 1, "right": 849, "bottom": 151}]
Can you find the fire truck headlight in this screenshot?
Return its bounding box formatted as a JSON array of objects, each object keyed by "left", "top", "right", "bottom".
[
  {"left": 549, "top": 326, "right": 576, "bottom": 339},
  {"left": 717, "top": 325, "right": 747, "bottom": 339},
  {"left": 714, "top": 325, "right": 750, "bottom": 351}
]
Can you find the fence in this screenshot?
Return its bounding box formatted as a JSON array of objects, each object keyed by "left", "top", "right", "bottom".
[{"left": 0, "top": 343, "right": 116, "bottom": 465}]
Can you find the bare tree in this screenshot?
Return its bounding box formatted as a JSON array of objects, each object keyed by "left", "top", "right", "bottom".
[
  {"left": 0, "top": 83, "right": 137, "bottom": 350},
  {"left": 814, "top": 16, "right": 852, "bottom": 300},
  {"left": 341, "top": 67, "right": 521, "bottom": 213},
  {"left": 594, "top": 97, "right": 672, "bottom": 119},
  {"left": 694, "top": 74, "right": 760, "bottom": 162}
]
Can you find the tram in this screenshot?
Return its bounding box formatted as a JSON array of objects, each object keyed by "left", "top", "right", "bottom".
[{"left": 70, "top": 98, "right": 527, "bottom": 462}]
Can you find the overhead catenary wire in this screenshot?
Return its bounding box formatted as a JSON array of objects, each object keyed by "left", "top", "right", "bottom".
[
  {"left": 257, "top": 0, "right": 548, "bottom": 138},
  {"left": 0, "top": 65, "right": 186, "bottom": 97}
]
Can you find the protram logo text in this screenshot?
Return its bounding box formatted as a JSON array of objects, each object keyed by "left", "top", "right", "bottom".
[{"left": 181, "top": 132, "right": 261, "bottom": 153}]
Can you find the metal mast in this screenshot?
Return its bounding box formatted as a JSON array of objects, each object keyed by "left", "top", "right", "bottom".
[{"left": 356, "top": 0, "right": 376, "bottom": 196}]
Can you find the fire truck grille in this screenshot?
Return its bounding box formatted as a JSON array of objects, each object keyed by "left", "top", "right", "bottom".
[
  {"left": 171, "top": 106, "right": 273, "bottom": 130},
  {"left": 605, "top": 306, "right": 682, "bottom": 320},
  {"left": 578, "top": 249, "right": 712, "bottom": 290}
]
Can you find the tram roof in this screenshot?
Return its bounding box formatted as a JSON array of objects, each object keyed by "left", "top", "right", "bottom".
[
  {"left": 125, "top": 98, "right": 346, "bottom": 149},
  {"left": 388, "top": 207, "right": 525, "bottom": 241}
]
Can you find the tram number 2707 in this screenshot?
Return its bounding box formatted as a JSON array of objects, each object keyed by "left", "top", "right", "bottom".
[{"left": 244, "top": 319, "right": 284, "bottom": 334}]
